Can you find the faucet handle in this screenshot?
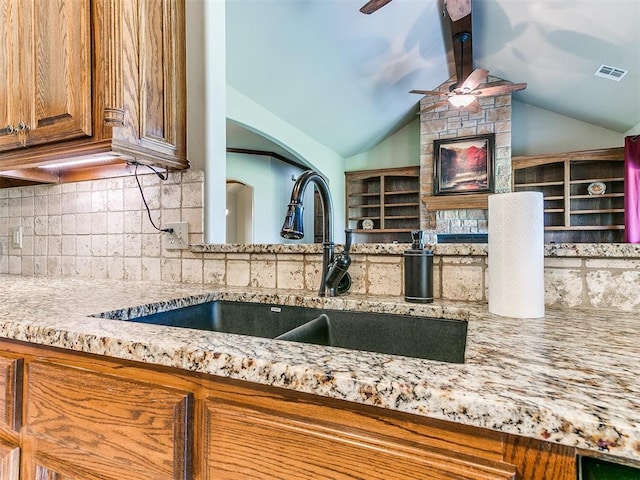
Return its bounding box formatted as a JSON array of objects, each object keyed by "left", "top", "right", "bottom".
[
  {"left": 344, "top": 229, "right": 353, "bottom": 253},
  {"left": 325, "top": 230, "right": 353, "bottom": 296}
]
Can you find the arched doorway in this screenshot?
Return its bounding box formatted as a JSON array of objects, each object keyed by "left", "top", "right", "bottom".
[{"left": 226, "top": 180, "right": 253, "bottom": 243}]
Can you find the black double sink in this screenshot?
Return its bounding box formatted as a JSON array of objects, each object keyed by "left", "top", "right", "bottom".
[{"left": 114, "top": 301, "right": 467, "bottom": 363}]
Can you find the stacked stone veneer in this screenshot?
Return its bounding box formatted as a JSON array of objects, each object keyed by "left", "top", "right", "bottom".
[
  {"left": 418, "top": 75, "right": 513, "bottom": 235},
  {"left": 1, "top": 171, "right": 639, "bottom": 312}
]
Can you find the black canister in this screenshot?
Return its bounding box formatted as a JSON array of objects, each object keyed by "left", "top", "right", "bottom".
[{"left": 404, "top": 230, "right": 433, "bottom": 303}]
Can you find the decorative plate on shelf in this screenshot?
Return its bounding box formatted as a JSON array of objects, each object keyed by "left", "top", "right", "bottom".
[
  {"left": 587, "top": 181, "right": 606, "bottom": 195},
  {"left": 362, "top": 219, "right": 374, "bottom": 230}
]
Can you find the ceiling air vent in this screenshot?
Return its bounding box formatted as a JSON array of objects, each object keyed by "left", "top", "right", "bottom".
[{"left": 594, "top": 64, "right": 627, "bottom": 81}]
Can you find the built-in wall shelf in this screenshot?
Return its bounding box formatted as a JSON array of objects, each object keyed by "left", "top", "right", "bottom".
[
  {"left": 345, "top": 166, "right": 420, "bottom": 243},
  {"left": 512, "top": 147, "right": 625, "bottom": 243}
]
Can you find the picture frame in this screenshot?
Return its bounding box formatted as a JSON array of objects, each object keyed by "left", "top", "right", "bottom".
[{"left": 434, "top": 133, "right": 495, "bottom": 196}]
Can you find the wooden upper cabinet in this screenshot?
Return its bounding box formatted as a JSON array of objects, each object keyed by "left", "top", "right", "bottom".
[
  {"left": 0, "top": 0, "right": 187, "bottom": 182},
  {"left": 0, "top": 0, "right": 25, "bottom": 151},
  {"left": 0, "top": 441, "right": 19, "bottom": 480},
  {"left": 21, "top": 0, "right": 92, "bottom": 148},
  {"left": 0, "top": 0, "right": 91, "bottom": 153},
  {"left": 107, "top": 0, "right": 187, "bottom": 168}
]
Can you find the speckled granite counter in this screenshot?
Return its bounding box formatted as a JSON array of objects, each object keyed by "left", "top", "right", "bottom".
[
  {"left": 191, "top": 242, "right": 640, "bottom": 257},
  {"left": 0, "top": 274, "right": 638, "bottom": 464}
]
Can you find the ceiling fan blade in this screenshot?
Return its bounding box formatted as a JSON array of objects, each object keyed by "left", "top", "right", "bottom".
[
  {"left": 446, "top": 0, "right": 472, "bottom": 22},
  {"left": 464, "top": 99, "right": 482, "bottom": 114},
  {"left": 418, "top": 100, "right": 450, "bottom": 114},
  {"left": 459, "top": 68, "right": 489, "bottom": 92},
  {"left": 473, "top": 83, "right": 528, "bottom": 97},
  {"left": 359, "top": 0, "right": 393, "bottom": 14},
  {"left": 410, "top": 89, "right": 449, "bottom": 96}
]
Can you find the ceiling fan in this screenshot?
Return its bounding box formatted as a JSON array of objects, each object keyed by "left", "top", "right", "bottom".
[
  {"left": 359, "top": 0, "right": 527, "bottom": 113},
  {"left": 410, "top": 67, "right": 527, "bottom": 114},
  {"left": 360, "top": 0, "right": 471, "bottom": 22}
]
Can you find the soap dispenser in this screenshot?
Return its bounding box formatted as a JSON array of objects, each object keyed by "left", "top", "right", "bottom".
[{"left": 404, "top": 230, "right": 433, "bottom": 303}]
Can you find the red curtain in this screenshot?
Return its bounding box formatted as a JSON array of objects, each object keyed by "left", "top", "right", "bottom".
[{"left": 625, "top": 135, "right": 640, "bottom": 243}]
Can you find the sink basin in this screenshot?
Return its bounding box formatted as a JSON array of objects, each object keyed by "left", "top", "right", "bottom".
[
  {"left": 119, "top": 301, "right": 318, "bottom": 339},
  {"left": 111, "top": 301, "right": 467, "bottom": 363},
  {"left": 275, "top": 311, "right": 466, "bottom": 363}
]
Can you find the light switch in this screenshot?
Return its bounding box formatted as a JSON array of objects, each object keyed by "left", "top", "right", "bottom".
[{"left": 12, "top": 227, "right": 22, "bottom": 249}]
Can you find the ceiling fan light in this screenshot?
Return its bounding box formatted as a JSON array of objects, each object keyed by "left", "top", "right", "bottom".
[{"left": 449, "top": 95, "right": 475, "bottom": 108}]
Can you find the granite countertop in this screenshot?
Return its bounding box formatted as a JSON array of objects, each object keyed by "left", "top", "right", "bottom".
[
  {"left": 191, "top": 242, "right": 640, "bottom": 258},
  {"left": 0, "top": 274, "right": 638, "bottom": 464}
]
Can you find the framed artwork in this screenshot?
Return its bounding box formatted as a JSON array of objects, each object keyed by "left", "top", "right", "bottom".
[{"left": 434, "top": 133, "right": 495, "bottom": 195}]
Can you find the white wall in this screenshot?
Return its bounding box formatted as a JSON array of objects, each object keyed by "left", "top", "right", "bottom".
[
  {"left": 226, "top": 153, "right": 311, "bottom": 244},
  {"left": 341, "top": 100, "right": 628, "bottom": 178},
  {"left": 345, "top": 119, "right": 420, "bottom": 171},
  {"left": 226, "top": 86, "right": 346, "bottom": 241},
  {"left": 626, "top": 121, "right": 640, "bottom": 136},
  {"left": 512, "top": 101, "right": 625, "bottom": 155},
  {"left": 186, "top": 0, "right": 227, "bottom": 243}
]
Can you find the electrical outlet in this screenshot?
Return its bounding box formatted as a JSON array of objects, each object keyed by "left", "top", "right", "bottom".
[{"left": 164, "top": 222, "right": 189, "bottom": 250}]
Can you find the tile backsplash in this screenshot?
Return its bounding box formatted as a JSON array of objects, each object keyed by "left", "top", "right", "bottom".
[
  {"left": 0, "top": 170, "right": 204, "bottom": 281},
  {"left": 1, "top": 171, "right": 639, "bottom": 312}
]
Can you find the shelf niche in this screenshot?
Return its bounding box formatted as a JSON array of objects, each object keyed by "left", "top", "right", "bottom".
[
  {"left": 345, "top": 167, "right": 420, "bottom": 243},
  {"left": 512, "top": 147, "right": 625, "bottom": 243}
]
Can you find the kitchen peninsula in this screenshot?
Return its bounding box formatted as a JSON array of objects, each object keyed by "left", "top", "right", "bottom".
[{"left": 0, "top": 274, "right": 638, "bottom": 479}]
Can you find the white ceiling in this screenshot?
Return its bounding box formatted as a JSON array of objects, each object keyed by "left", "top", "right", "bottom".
[{"left": 226, "top": 0, "right": 640, "bottom": 159}]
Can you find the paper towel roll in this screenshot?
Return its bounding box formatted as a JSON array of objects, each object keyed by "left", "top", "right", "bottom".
[{"left": 488, "top": 192, "right": 545, "bottom": 318}]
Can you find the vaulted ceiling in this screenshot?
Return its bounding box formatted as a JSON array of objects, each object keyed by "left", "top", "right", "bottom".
[{"left": 226, "top": 0, "right": 640, "bottom": 159}]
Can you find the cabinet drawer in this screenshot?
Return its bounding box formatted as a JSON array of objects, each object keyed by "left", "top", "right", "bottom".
[
  {"left": 0, "top": 354, "right": 23, "bottom": 431},
  {"left": 204, "top": 384, "right": 517, "bottom": 480},
  {"left": 26, "top": 361, "right": 193, "bottom": 480}
]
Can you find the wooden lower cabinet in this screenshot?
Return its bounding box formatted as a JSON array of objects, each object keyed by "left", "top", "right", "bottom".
[
  {"left": 0, "top": 340, "right": 578, "bottom": 480},
  {"left": 0, "top": 353, "right": 23, "bottom": 431},
  {"left": 29, "top": 461, "right": 80, "bottom": 480},
  {"left": 203, "top": 382, "right": 517, "bottom": 479},
  {"left": 22, "top": 361, "right": 193, "bottom": 480}
]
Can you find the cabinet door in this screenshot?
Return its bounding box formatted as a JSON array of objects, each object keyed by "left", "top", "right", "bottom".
[
  {"left": 0, "top": 353, "right": 23, "bottom": 431},
  {"left": 25, "top": 361, "right": 193, "bottom": 480},
  {"left": 0, "top": 0, "right": 23, "bottom": 151},
  {"left": 20, "top": 0, "right": 92, "bottom": 148},
  {"left": 0, "top": 441, "right": 19, "bottom": 480},
  {"left": 111, "top": 0, "right": 186, "bottom": 167},
  {"left": 28, "top": 457, "right": 107, "bottom": 480},
  {"left": 204, "top": 384, "right": 517, "bottom": 480}
]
